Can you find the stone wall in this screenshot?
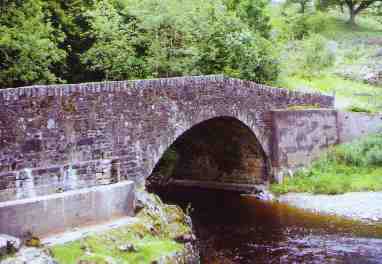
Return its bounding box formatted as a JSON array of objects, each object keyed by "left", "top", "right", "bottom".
[
  {"left": 271, "top": 109, "right": 339, "bottom": 182},
  {"left": 338, "top": 112, "right": 382, "bottom": 143},
  {"left": 271, "top": 110, "right": 382, "bottom": 183},
  {"left": 0, "top": 75, "right": 333, "bottom": 201}
]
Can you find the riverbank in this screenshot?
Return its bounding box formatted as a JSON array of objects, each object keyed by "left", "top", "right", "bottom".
[
  {"left": 0, "top": 190, "right": 199, "bottom": 264},
  {"left": 277, "top": 191, "right": 382, "bottom": 223}
]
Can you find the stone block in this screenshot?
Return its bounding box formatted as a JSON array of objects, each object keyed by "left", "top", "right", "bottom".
[{"left": 0, "top": 181, "right": 135, "bottom": 237}]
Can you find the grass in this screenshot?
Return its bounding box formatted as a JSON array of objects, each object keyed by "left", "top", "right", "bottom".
[
  {"left": 321, "top": 14, "right": 382, "bottom": 40},
  {"left": 277, "top": 74, "right": 382, "bottom": 112},
  {"left": 51, "top": 232, "right": 182, "bottom": 264},
  {"left": 271, "top": 134, "right": 382, "bottom": 195},
  {"left": 51, "top": 192, "right": 190, "bottom": 264},
  {"left": 269, "top": 4, "right": 382, "bottom": 113}
]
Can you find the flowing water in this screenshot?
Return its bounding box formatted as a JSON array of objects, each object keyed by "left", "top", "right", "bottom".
[{"left": 157, "top": 188, "right": 382, "bottom": 264}]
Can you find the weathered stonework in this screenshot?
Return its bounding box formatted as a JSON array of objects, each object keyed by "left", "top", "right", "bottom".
[
  {"left": 337, "top": 112, "right": 382, "bottom": 143},
  {"left": 271, "top": 109, "right": 339, "bottom": 182},
  {"left": 271, "top": 109, "right": 382, "bottom": 182},
  {"left": 0, "top": 75, "right": 334, "bottom": 201},
  {"left": 151, "top": 117, "right": 269, "bottom": 186}
]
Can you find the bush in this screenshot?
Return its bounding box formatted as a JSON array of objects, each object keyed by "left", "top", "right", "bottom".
[
  {"left": 293, "top": 34, "right": 336, "bottom": 77},
  {"left": 282, "top": 11, "right": 329, "bottom": 40}
]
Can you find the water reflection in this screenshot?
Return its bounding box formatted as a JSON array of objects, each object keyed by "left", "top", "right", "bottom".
[{"left": 156, "top": 188, "right": 382, "bottom": 264}]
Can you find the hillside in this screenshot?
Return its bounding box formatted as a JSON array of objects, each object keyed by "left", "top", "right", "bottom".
[{"left": 270, "top": 5, "right": 382, "bottom": 112}]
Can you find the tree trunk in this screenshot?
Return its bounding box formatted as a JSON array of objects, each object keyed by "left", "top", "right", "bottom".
[
  {"left": 300, "top": 2, "right": 305, "bottom": 13},
  {"left": 348, "top": 6, "right": 357, "bottom": 25}
]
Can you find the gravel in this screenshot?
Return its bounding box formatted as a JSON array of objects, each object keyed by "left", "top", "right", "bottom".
[{"left": 278, "top": 192, "right": 382, "bottom": 222}]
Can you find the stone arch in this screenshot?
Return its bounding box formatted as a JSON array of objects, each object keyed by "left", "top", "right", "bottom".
[{"left": 146, "top": 116, "right": 270, "bottom": 189}]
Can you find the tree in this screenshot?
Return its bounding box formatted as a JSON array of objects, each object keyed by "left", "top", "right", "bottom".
[
  {"left": 331, "top": 0, "right": 382, "bottom": 25},
  {"left": 82, "top": 1, "right": 146, "bottom": 80},
  {"left": 224, "top": 0, "right": 271, "bottom": 37},
  {"left": 285, "top": 0, "right": 313, "bottom": 13},
  {"left": 83, "top": 0, "right": 279, "bottom": 83},
  {"left": 0, "top": 0, "right": 66, "bottom": 88},
  {"left": 43, "top": 0, "right": 96, "bottom": 83}
]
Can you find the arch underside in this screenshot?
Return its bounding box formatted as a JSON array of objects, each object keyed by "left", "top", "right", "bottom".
[{"left": 148, "top": 117, "right": 269, "bottom": 191}]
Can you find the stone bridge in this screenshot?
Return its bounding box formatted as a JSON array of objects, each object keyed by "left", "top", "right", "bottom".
[
  {"left": 0, "top": 75, "right": 336, "bottom": 204},
  {"left": 0, "top": 75, "right": 335, "bottom": 204},
  {"left": 4, "top": 75, "right": 382, "bottom": 237}
]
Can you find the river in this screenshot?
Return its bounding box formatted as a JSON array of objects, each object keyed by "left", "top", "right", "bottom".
[{"left": 156, "top": 188, "right": 382, "bottom": 264}]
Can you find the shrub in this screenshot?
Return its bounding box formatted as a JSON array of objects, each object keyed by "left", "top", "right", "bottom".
[
  {"left": 282, "top": 11, "right": 329, "bottom": 40},
  {"left": 293, "top": 34, "right": 336, "bottom": 77}
]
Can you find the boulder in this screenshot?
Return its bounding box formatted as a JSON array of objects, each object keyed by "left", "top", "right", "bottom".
[
  {"left": 118, "top": 243, "right": 138, "bottom": 253},
  {"left": 0, "top": 234, "right": 21, "bottom": 255},
  {"left": 174, "top": 234, "right": 196, "bottom": 243}
]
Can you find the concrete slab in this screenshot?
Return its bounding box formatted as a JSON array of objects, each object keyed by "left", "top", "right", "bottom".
[{"left": 0, "top": 181, "right": 135, "bottom": 238}]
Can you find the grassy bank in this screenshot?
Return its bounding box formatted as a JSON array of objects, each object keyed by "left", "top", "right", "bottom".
[
  {"left": 51, "top": 192, "right": 192, "bottom": 264},
  {"left": 271, "top": 134, "right": 382, "bottom": 195},
  {"left": 270, "top": 5, "right": 382, "bottom": 113}
]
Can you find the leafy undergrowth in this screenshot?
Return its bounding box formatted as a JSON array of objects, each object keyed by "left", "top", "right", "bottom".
[
  {"left": 271, "top": 134, "right": 382, "bottom": 195},
  {"left": 51, "top": 192, "right": 191, "bottom": 264}
]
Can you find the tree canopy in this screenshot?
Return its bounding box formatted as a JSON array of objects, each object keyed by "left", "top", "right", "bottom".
[{"left": 0, "top": 0, "right": 278, "bottom": 88}]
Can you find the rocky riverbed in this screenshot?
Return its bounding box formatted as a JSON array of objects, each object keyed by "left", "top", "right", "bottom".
[{"left": 278, "top": 191, "right": 382, "bottom": 223}]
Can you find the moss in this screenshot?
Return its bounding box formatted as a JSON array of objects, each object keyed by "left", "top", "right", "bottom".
[
  {"left": 61, "top": 97, "right": 77, "bottom": 113},
  {"left": 287, "top": 104, "right": 322, "bottom": 110},
  {"left": 346, "top": 105, "right": 373, "bottom": 113},
  {"left": 51, "top": 192, "right": 191, "bottom": 264},
  {"left": 25, "top": 236, "right": 42, "bottom": 247},
  {"left": 51, "top": 228, "right": 183, "bottom": 264}
]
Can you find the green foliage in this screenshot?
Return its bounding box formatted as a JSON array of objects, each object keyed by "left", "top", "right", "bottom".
[
  {"left": 157, "top": 148, "right": 179, "bottom": 179},
  {"left": 287, "top": 34, "right": 335, "bottom": 78},
  {"left": 51, "top": 234, "right": 182, "bottom": 264},
  {"left": 285, "top": 0, "right": 313, "bottom": 13},
  {"left": 82, "top": 1, "right": 146, "bottom": 80},
  {"left": 82, "top": 0, "right": 279, "bottom": 83},
  {"left": 271, "top": 134, "right": 382, "bottom": 194},
  {"left": 0, "top": 0, "right": 66, "bottom": 87},
  {"left": 0, "top": 0, "right": 277, "bottom": 87},
  {"left": 280, "top": 11, "right": 329, "bottom": 40},
  {"left": 43, "top": 0, "right": 96, "bottom": 83},
  {"left": 234, "top": 0, "right": 271, "bottom": 37}
]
